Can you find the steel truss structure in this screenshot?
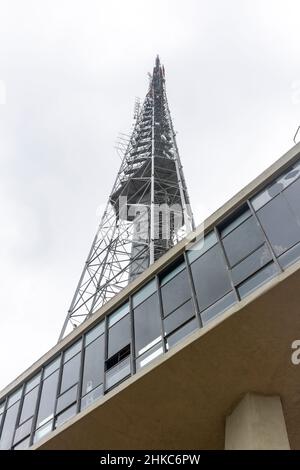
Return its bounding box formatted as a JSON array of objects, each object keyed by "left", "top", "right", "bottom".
[{"left": 59, "top": 56, "right": 195, "bottom": 340}]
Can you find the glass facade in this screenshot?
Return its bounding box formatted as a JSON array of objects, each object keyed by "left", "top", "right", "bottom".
[{"left": 1, "top": 154, "right": 300, "bottom": 449}]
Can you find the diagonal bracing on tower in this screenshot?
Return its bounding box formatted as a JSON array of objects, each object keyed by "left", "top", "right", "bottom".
[{"left": 59, "top": 56, "right": 195, "bottom": 340}]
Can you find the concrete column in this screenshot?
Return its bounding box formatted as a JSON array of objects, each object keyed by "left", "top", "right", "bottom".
[{"left": 225, "top": 393, "right": 290, "bottom": 450}]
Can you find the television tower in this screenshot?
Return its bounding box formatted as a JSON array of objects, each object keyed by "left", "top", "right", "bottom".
[{"left": 59, "top": 56, "right": 195, "bottom": 340}]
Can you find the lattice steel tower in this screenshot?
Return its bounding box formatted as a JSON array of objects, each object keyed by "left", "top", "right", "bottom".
[{"left": 59, "top": 56, "right": 195, "bottom": 340}]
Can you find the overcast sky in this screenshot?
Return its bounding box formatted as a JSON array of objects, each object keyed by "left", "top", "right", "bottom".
[{"left": 0, "top": 0, "right": 299, "bottom": 390}]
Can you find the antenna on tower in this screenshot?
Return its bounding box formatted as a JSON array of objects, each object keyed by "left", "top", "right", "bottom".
[
  {"left": 59, "top": 57, "right": 195, "bottom": 341},
  {"left": 114, "top": 133, "right": 130, "bottom": 160},
  {"left": 133, "top": 97, "right": 141, "bottom": 120}
]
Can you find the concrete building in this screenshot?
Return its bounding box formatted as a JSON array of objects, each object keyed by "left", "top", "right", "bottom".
[{"left": 1, "top": 142, "right": 300, "bottom": 450}]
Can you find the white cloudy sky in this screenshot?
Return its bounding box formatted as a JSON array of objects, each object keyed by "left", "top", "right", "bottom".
[{"left": 0, "top": 0, "right": 299, "bottom": 390}]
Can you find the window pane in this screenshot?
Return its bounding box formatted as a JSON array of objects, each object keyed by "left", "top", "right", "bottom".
[
  {"left": 25, "top": 373, "right": 41, "bottom": 393},
  {"left": 82, "top": 335, "right": 104, "bottom": 397},
  {"left": 60, "top": 353, "right": 81, "bottom": 394},
  {"left": 283, "top": 177, "right": 300, "bottom": 223},
  {"left": 279, "top": 161, "right": 300, "bottom": 188},
  {"left": 108, "top": 314, "right": 131, "bottom": 358},
  {"left": 220, "top": 207, "right": 251, "bottom": 237},
  {"left": 81, "top": 384, "right": 103, "bottom": 411},
  {"left": 7, "top": 388, "right": 22, "bottom": 407},
  {"left": 222, "top": 216, "right": 265, "bottom": 267},
  {"left": 161, "top": 268, "right": 191, "bottom": 316},
  {"left": 55, "top": 405, "right": 76, "bottom": 429},
  {"left": 186, "top": 231, "right": 217, "bottom": 263},
  {"left": 56, "top": 384, "right": 78, "bottom": 414},
  {"left": 20, "top": 385, "right": 39, "bottom": 424},
  {"left": 191, "top": 244, "right": 232, "bottom": 311},
  {"left": 63, "top": 340, "right": 82, "bottom": 363},
  {"left": 134, "top": 293, "right": 162, "bottom": 356},
  {"left": 85, "top": 321, "right": 105, "bottom": 346},
  {"left": 34, "top": 420, "right": 53, "bottom": 443},
  {"left": 136, "top": 342, "right": 164, "bottom": 370},
  {"left": 36, "top": 370, "right": 59, "bottom": 428},
  {"left": 160, "top": 260, "right": 186, "bottom": 286},
  {"left": 0, "top": 401, "right": 19, "bottom": 449},
  {"left": 201, "top": 291, "right": 237, "bottom": 325},
  {"left": 106, "top": 345, "right": 130, "bottom": 371},
  {"left": 237, "top": 263, "right": 278, "bottom": 299},
  {"left": 163, "top": 300, "right": 195, "bottom": 335},
  {"left": 278, "top": 241, "right": 300, "bottom": 269},
  {"left": 44, "top": 357, "right": 60, "bottom": 379},
  {"left": 252, "top": 160, "right": 300, "bottom": 210},
  {"left": 0, "top": 401, "right": 5, "bottom": 415},
  {"left": 256, "top": 195, "right": 300, "bottom": 256},
  {"left": 13, "top": 436, "right": 30, "bottom": 450},
  {"left": 167, "top": 318, "right": 198, "bottom": 349},
  {"left": 108, "top": 303, "right": 129, "bottom": 327},
  {"left": 132, "top": 279, "right": 157, "bottom": 308},
  {"left": 251, "top": 188, "right": 273, "bottom": 211},
  {"left": 106, "top": 356, "right": 131, "bottom": 390},
  {"left": 231, "top": 244, "right": 272, "bottom": 285},
  {"left": 14, "top": 417, "right": 32, "bottom": 444}
]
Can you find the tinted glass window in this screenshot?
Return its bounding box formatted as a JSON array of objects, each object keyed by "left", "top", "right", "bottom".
[
  {"left": 108, "top": 303, "right": 129, "bottom": 327},
  {"left": 136, "top": 342, "right": 164, "bottom": 370},
  {"left": 186, "top": 231, "right": 217, "bottom": 263},
  {"left": 44, "top": 357, "right": 60, "bottom": 379},
  {"left": 237, "top": 263, "right": 278, "bottom": 298},
  {"left": 56, "top": 384, "right": 78, "bottom": 414},
  {"left": 106, "top": 345, "right": 130, "bottom": 371},
  {"left": 251, "top": 160, "right": 300, "bottom": 210},
  {"left": 25, "top": 373, "right": 40, "bottom": 393},
  {"left": 164, "top": 300, "right": 194, "bottom": 335},
  {"left": 85, "top": 321, "right": 105, "bottom": 346},
  {"left": 278, "top": 242, "right": 300, "bottom": 269},
  {"left": 36, "top": 370, "right": 59, "bottom": 428},
  {"left": 283, "top": 177, "right": 300, "bottom": 223},
  {"left": 219, "top": 208, "right": 251, "bottom": 237},
  {"left": 14, "top": 418, "right": 32, "bottom": 444},
  {"left": 201, "top": 291, "right": 237, "bottom": 325},
  {"left": 161, "top": 268, "right": 191, "bottom": 317},
  {"left": 256, "top": 195, "right": 300, "bottom": 256},
  {"left": 221, "top": 216, "right": 265, "bottom": 267},
  {"left": 13, "top": 436, "right": 30, "bottom": 450},
  {"left": 106, "top": 356, "right": 131, "bottom": 390},
  {"left": 81, "top": 384, "right": 103, "bottom": 411},
  {"left": 160, "top": 260, "right": 185, "bottom": 286},
  {"left": 7, "top": 388, "right": 22, "bottom": 407},
  {"left": 34, "top": 420, "right": 52, "bottom": 443},
  {"left": 167, "top": 318, "right": 198, "bottom": 349},
  {"left": 132, "top": 279, "right": 156, "bottom": 308},
  {"left": 60, "top": 353, "right": 81, "bottom": 394},
  {"left": 82, "top": 334, "right": 105, "bottom": 397},
  {"left": 134, "top": 293, "right": 162, "bottom": 356},
  {"left": 191, "top": 244, "right": 232, "bottom": 311},
  {"left": 63, "top": 340, "right": 82, "bottom": 363},
  {"left": 55, "top": 404, "right": 76, "bottom": 428},
  {"left": 108, "top": 314, "right": 131, "bottom": 358},
  {"left": 230, "top": 244, "right": 272, "bottom": 285},
  {"left": 0, "top": 401, "right": 19, "bottom": 449},
  {"left": 20, "top": 385, "right": 39, "bottom": 424}
]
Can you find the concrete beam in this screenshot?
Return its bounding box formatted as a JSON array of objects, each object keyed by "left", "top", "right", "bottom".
[{"left": 225, "top": 393, "right": 290, "bottom": 450}]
